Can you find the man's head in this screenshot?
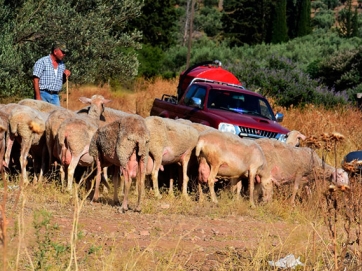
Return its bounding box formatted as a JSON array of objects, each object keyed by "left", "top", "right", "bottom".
[{"left": 51, "top": 41, "right": 68, "bottom": 61}]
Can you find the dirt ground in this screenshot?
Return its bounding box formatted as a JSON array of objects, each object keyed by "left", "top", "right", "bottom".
[{"left": 1, "top": 182, "right": 308, "bottom": 271}]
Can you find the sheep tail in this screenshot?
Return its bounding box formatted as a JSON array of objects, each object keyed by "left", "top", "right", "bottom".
[
  {"left": 195, "top": 139, "right": 204, "bottom": 157},
  {"left": 28, "top": 120, "right": 45, "bottom": 134}
]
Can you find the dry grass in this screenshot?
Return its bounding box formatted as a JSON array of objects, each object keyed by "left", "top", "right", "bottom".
[
  {"left": 1, "top": 78, "right": 362, "bottom": 270},
  {"left": 61, "top": 78, "right": 178, "bottom": 118}
]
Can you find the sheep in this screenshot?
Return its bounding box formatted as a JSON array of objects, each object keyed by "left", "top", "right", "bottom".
[
  {"left": 45, "top": 108, "right": 77, "bottom": 169},
  {"left": 55, "top": 95, "right": 111, "bottom": 192},
  {"left": 250, "top": 138, "right": 350, "bottom": 205},
  {"left": 285, "top": 130, "right": 306, "bottom": 146},
  {"left": 76, "top": 106, "right": 133, "bottom": 186},
  {"left": 4, "top": 105, "right": 48, "bottom": 185},
  {"left": 144, "top": 116, "right": 199, "bottom": 199},
  {"left": 89, "top": 114, "right": 150, "bottom": 212},
  {"left": 0, "top": 111, "right": 8, "bottom": 175},
  {"left": 18, "top": 99, "right": 60, "bottom": 113},
  {"left": 195, "top": 129, "right": 271, "bottom": 207}
]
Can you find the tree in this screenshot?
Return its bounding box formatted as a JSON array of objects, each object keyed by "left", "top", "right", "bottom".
[
  {"left": 296, "top": 0, "right": 312, "bottom": 37},
  {"left": 221, "top": 0, "right": 273, "bottom": 46},
  {"left": 336, "top": 0, "right": 359, "bottom": 37},
  {"left": 271, "top": 0, "right": 288, "bottom": 44},
  {"left": 0, "top": 0, "right": 143, "bottom": 98},
  {"left": 126, "top": 0, "right": 179, "bottom": 50}
]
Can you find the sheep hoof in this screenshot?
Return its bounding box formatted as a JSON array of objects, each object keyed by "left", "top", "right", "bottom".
[
  {"left": 183, "top": 194, "right": 190, "bottom": 201},
  {"left": 134, "top": 206, "right": 142, "bottom": 213},
  {"left": 121, "top": 206, "right": 128, "bottom": 213},
  {"left": 155, "top": 193, "right": 162, "bottom": 200}
]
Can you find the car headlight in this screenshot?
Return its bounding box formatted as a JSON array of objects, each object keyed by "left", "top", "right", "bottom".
[
  {"left": 276, "top": 133, "right": 287, "bottom": 142},
  {"left": 218, "top": 123, "right": 241, "bottom": 135}
]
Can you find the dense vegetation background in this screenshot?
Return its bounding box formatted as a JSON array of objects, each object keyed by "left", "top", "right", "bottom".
[{"left": 2, "top": 0, "right": 362, "bottom": 108}]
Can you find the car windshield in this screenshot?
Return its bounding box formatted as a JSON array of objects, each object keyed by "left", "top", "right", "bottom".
[{"left": 207, "top": 89, "right": 275, "bottom": 120}]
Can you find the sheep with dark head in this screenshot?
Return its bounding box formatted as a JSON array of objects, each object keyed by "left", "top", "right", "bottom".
[{"left": 89, "top": 114, "right": 150, "bottom": 212}]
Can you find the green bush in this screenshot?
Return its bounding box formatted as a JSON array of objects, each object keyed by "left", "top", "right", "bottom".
[
  {"left": 313, "top": 9, "right": 335, "bottom": 29},
  {"left": 194, "top": 7, "right": 222, "bottom": 38}
]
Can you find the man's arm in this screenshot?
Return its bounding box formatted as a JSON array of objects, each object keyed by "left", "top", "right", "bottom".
[
  {"left": 62, "top": 69, "right": 71, "bottom": 84},
  {"left": 33, "top": 76, "right": 41, "bottom": 100}
]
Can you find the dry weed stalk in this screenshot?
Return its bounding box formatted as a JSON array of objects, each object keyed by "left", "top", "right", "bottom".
[
  {"left": 0, "top": 170, "right": 7, "bottom": 271},
  {"left": 323, "top": 183, "right": 362, "bottom": 270},
  {"left": 15, "top": 190, "right": 35, "bottom": 270},
  {"left": 66, "top": 170, "right": 95, "bottom": 271}
]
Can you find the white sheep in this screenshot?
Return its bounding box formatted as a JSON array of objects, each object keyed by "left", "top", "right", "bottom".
[
  {"left": 55, "top": 95, "right": 111, "bottom": 191},
  {"left": 4, "top": 105, "right": 48, "bottom": 185},
  {"left": 195, "top": 129, "right": 271, "bottom": 207},
  {"left": 0, "top": 111, "right": 8, "bottom": 175},
  {"left": 18, "top": 99, "right": 60, "bottom": 113},
  {"left": 285, "top": 130, "right": 306, "bottom": 146},
  {"left": 251, "top": 138, "right": 350, "bottom": 205},
  {"left": 144, "top": 116, "right": 200, "bottom": 199},
  {"left": 45, "top": 107, "right": 77, "bottom": 169},
  {"left": 89, "top": 114, "right": 150, "bottom": 212}
]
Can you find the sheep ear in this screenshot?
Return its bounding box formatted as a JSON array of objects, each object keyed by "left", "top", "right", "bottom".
[
  {"left": 79, "top": 97, "right": 92, "bottom": 104},
  {"left": 103, "top": 99, "right": 112, "bottom": 104},
  {"left": 116, "top": 132, "right": 132, "bottom": 166},
  {"left": 298, "top": 132, "right": 306, "bottom": 141}
]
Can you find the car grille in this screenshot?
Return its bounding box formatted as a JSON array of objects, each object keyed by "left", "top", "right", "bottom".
[{"left": 238, "top": 126, "right": 278, "bottom": 139}]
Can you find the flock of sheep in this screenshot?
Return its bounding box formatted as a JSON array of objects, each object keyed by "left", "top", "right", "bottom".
[{"left": 0, "top": 95, "right": 350, "bottom": 211}]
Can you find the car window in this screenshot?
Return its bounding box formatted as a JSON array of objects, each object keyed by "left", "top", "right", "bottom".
[
  {"left": 184, "top": 85, "right": 206, "bottom": 106},
  {"left": 207, "top": 89, "right": 275, "bottom": 120}
]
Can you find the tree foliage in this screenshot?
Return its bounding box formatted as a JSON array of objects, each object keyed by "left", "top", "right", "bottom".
[
  {"left": 126, "top": 0, "right": 179, "bottom": 50},
  {"left": 221, "top": 0, "right": 273, "bottom": 46},
  {"left": 271, "top": 0, "right": 288, "bottom": 44},
  {"left": 0, "top": 0, "right": 142, "bottom": 98},
  {"left": 296, "top": 0, "right": 312, "bottom": 37}
]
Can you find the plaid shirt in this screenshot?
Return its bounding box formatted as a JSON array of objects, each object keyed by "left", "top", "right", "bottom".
[{"left": 33, "top": 55, "right": 66, "bottom": 92}]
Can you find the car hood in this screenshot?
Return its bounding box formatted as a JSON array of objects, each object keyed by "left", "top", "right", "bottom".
[{"left": 208, "top": 109, "right": 289, "bottom": 134}]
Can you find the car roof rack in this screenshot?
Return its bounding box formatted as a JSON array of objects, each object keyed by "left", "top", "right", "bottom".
[{"left": 189, "top": 77, "right": 246, "bottom": 90}]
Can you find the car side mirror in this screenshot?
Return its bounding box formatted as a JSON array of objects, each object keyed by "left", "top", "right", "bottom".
[
  {"left": 275, "top": 112, "right": 284, "bottom": 122},
  {"left": 189, "top": 97, "right": 202, "bottom": 108}
]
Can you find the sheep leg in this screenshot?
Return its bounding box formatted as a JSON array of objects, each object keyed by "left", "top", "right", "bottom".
[
  {"left": 92, "top": 157, "right": 103, "bottom": 202},
  {"left": 65, "top": 146, "right": 88, "bottom": 192},
  {"left": 168, "top": 167, "right": 175, "bottom": 197},
  {"left": 20, "top": 136, "right": 33, "bottom": 186},
  {"left": 66, "top": 156, "right": 81, "bottom": 192},
  {"left": 231, "top": 178, "right": 242, "bottom": 201},
  {"left": 181, "top": 156, "right": 191, "bottom": 199},
  {"left": 0, "top": 142, "right": 5, "bottom": 174},
  {"left": 46, "top": 133, "right": 54, "bottom": 169},
  {"left": 59, "top": 164, "right": 66, "bottom": 189},
  {"left": 112, "top": 167, "right": 121, "bottom": 206},
  {"left": 249, "top": 169, "right": 257, "bottom": 208},
  {"left": 121, "top": 169, "right": 131, "bottom": 212},
  {"left": 135, "top": 159, "right": 145, "bottom": 212},
  {"left": 208, "top": 165, "right": 219, "bottom": 204},
  {"left": 121, "top": 151, "right": 138, "bottom": 212},
  {"left": 151, "top": 157, "right": 162, "bottom": 199},
  {"left": 4, "top": 134, "right": 14, "bottom": 168},
  {"left": 290, "top": 176, "right": 304, "bottom": 206}
]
